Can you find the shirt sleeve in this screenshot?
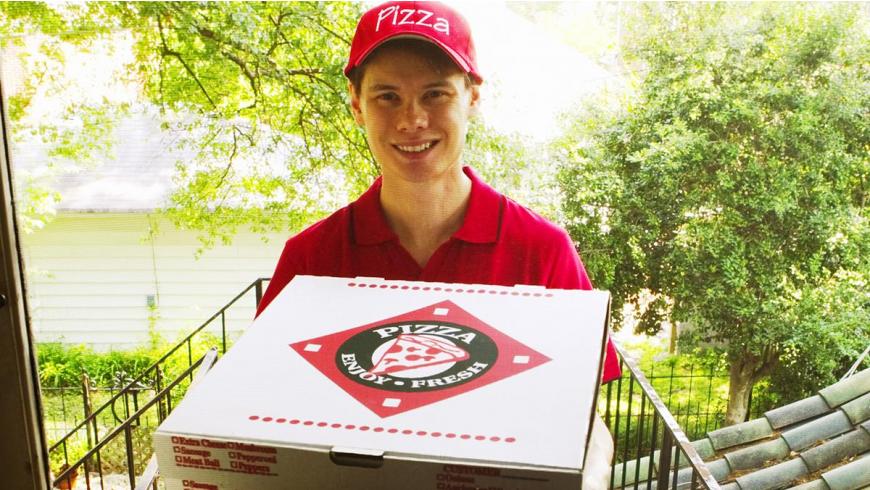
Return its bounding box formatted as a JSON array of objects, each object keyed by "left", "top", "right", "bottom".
[
  {"left": 255, "top": 240, "right": 300, "bottom": 317},
  {"left": 546, "top": 231, "right": 594, "bottom": 290},
  {"left": 548, "top": 231, "right": 622, "bottom": 384}
]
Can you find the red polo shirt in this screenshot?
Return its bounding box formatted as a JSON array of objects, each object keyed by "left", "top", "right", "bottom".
[{"left": 258, "top": 167, "right": 621, "bottom": 382}]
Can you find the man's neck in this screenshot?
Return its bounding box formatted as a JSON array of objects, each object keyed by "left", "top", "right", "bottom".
[{"left": 379, "top": 167, "right": 472, "bottom": 268}]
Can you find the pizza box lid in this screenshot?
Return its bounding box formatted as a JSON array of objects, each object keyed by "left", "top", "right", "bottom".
[{"left": 154, "top": 275, "right": 610, "bottom": 472}]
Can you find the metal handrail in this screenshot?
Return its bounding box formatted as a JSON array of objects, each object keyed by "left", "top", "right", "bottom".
[
  {"left": 607, "top": 343, "right": 721, "bottom": 489},
  {"left": 133, "top": 348, "right": 219, "bottom": 490},
  {"left": 842, "top": 343, "right": 870, "bottom": 380},
  {"left": 48, "top": 277, "right": 269, "bottom": 463},
  {"left": 52, "top": 350, "right": 216, "bottom": 489}
]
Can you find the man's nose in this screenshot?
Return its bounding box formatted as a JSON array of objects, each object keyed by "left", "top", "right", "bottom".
[{"left": 397, "top": 100, "right": 428, "bottom": 131}]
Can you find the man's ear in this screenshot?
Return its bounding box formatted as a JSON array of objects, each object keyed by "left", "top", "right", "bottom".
[
  {"left": 348, "top": 82, "right": 365, "bottom": 126},
  {"left": 468, "top": 83, "right": 481, "bottom": 117}
]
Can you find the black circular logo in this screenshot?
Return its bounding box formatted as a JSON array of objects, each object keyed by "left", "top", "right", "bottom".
[{"left": 336, "top": 321, "right": 498, "bottom": 392}]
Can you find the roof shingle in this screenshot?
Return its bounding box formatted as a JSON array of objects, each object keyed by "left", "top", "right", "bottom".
[{"left": 613, "top": 367, "right": 870, "bottom": 490}]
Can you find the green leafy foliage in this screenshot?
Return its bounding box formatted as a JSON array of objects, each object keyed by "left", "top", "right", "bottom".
[
  {"left": 559, "top": 3, "right": 869, "bottom": 423},
  {"left": 108, "top": 2, "right": 378, "bottom": 243},
  {"left": 36, "top": 332, "right": 221, "bottom": 388},
  {"left": 1, "top": 2, "right": 369, "bottom": 239},
  {"left": 1, "top": 2, "right": 130, "bottom": 232},
  {"left": 768, "top": 270, "right": 869, "bottom": 401},
  {"left": 39, "top": 333, "right": 223, "bottom": 475},
  {"left": 37, "top": 343, "right": 154, "bottom": 388}
]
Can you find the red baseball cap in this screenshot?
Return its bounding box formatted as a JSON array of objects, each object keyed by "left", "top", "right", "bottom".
[{"left": 344, "top": 1, "right": 482, "bottom": 83}]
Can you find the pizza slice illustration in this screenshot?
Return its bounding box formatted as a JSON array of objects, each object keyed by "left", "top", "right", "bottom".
[{"left": 371, "top": 334, "right": 470, "bottom": 375}]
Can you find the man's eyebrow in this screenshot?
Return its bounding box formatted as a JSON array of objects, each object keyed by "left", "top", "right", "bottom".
[
  {"left": 423, "top": 80, "right": 451, "bottom": 88},
  {"left": 369, "top": 83, "right": 399, "bottom": 91},
  {"left": 367, "top": 80, "right": 452, "bottom": 91}
]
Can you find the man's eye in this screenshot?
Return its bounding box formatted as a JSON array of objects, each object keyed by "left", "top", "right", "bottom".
[
  {"left": 376, "top": 93, "right": 398, "bottom": 101},
  {"left": 425, "top": 90, "right": 447, "bottom": 99}
]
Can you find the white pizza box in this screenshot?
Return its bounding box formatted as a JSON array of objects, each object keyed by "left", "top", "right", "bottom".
[{"left": 153, "top": 275, "right": 610, "bottom": 490}]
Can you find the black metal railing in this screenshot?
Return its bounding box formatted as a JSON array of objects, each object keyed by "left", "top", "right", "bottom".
[
  {"left": 47, "top": 278, "right": 269, "bottom": 479},
  {"left": 603, "top": 343, "right": 721, "bottom": 489},
  {"left": 638, "top": 359, "right": 773, "bottom": 436},
  {"left": 52, "top": 349, "right": 218, "bottom": 490}
]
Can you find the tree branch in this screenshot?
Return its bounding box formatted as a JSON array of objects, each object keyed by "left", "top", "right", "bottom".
[
  {"left": 213, "top": 127, "right": 238, "bottom": 202},
  {"left": 297, "top": 3, "right": 353, "bottom": 46},
  {"left": 304, "top": 15, "right": 352, "bottom": 46},
  {"left": 266, "top": 11, "right": 292, "bottom": 57},
  {"left": 157, "top": 14, "right": 217, "bottom": 110}
]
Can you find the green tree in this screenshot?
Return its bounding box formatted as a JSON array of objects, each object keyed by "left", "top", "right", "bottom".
[
  {"left": 3, "top": 2, "right": 370, "bottom": 243},
  {"left": 81, "top": 2, "right": 370, "bottom": 247},
  {"left": 558, "top": 3, "right": 869, "bottom": 424}
]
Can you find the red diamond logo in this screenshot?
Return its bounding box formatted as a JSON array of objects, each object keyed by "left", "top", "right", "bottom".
[{"left": 291, "top": 300, "right": 550, "bottom": 417}]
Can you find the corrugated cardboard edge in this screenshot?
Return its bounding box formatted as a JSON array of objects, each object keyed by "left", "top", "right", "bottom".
[{"left": 583, "top": 291, "right": 611, "bottom": 473}]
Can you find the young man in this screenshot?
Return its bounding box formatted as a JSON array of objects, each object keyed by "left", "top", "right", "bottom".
[
  {"left": 257, "top": 2, "right": 618, "bottom": 385},
  {"left": 258, "top": 3, "right": 618, "bottom": 486}
]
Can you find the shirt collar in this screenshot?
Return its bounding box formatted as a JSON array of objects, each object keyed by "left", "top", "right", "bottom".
[
  {"left": 351, "top": 166, "right": 502, "bottom": 246},
  {"left": 452, "top": 166, "right": 502, "bottom": 244}
]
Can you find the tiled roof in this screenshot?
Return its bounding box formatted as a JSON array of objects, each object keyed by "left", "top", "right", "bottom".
[{"left": 613, "top": 367, "right": 870, "bottom": 490}]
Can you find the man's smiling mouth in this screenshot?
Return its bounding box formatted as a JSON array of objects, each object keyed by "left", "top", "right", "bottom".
[{"left": 395, "top": 141, "right": 437, "bottom": 153}]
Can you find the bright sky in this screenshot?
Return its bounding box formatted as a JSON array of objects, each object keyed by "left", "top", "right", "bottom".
[{"left": 451, "top": 2, "right": 617, "bottom": 140}]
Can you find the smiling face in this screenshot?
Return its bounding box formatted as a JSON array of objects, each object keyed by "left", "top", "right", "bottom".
[{"left": 349, "top": 41, "right": 480, "bottom": 185}]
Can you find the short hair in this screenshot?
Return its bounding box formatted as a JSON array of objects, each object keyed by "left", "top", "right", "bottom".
[{"left": 348, "top": 38, "right": 476, "bottom": 95}]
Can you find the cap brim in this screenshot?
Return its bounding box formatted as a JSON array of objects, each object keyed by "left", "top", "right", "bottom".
[{"left": 345, "top": 32, "right": 481, "bottom": 83}]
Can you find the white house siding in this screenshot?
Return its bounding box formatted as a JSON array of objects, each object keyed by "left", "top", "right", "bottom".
[{"left": 20, "top": 212, "right": 290, "bottom": 350}]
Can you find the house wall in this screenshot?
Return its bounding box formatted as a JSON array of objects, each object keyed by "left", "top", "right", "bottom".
[{"left": 20, "top": 212, "right": 290, "bottom": 350}]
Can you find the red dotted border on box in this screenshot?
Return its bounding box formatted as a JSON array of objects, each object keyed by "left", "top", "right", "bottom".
[
  {"left": 247, "top": 415, "right": 516, "bottom": 444},
  {"left": 346, "top": 282, "right": 553, "bottom": 298}
]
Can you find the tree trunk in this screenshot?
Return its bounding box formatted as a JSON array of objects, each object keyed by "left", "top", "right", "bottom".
[{"left": 725, "top": 354, "right": 763, "bottom": 426}]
